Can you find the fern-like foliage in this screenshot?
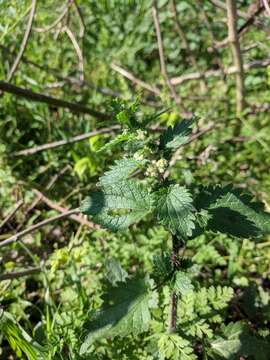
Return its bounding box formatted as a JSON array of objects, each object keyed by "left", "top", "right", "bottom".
[
  {"left": 157, "top": 333, "right": 197, "bottom": 360},
  {"left": 155, "top": 185, "right": 196, "bottom": 239},
  {"left": 80, "top": 180, "right": 153, "bottom": 230},
  {"left": 80, "top": 277, "right": 157, "bottom": 355}
]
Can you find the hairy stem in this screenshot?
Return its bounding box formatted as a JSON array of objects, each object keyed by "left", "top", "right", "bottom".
[{"left": 170, "top": 235, "right": 183, "bottom": 332}]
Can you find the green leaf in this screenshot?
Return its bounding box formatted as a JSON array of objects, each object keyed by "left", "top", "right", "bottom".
[
  {"left": 80, "top": 278, "right": 156, "bottom": 354},
  {"left": 158, "top": 333, "right": 197, "bottom": 360},
  {"left": 160, "top": 116, "right": 197, "bottom": 151},
  {"left": 0, "top": 311, "right": 45, "bottom": 360},
  {"left": 97, "top": 132, "right": 133, "bottom": 153},
  {"left": 208, "top": 321, "right": 270, "bottom": 360},
  {"left": 105, "top": 258, "right": 128, "bottom": 286},
  {"left": 153, "top": 251, "right": 173, "bottom": 282},
  {"left": 173, "top": 271, "right": 194, "bottom": 296},
  {"left": 99, "top": 158, "right": 140, "bottom": 187},
  {"left": 80, "top": 180, "right": 153, "bottom": 230},
  {"left": 194, "top": 185, "right": 270, "bottom": 238},
  {"left": 155, "top": 185, "right": 196, "bottom": 239}
]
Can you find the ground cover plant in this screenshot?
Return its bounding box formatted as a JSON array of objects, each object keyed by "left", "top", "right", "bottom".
[{"left": 1, "top": 0, "right": 270, "bottom": 359}]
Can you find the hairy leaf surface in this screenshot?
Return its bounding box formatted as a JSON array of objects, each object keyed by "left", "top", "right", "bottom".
[
  {"left": 160, "top": 117, "right": 196, "bottom": 151},
  {"left": 99, "top": 158, "right": 140, "bottom": 187},
  {"left": 155, "top": 185, "right": 195, "bottom": 239},
  {"left": 194, "top": 185, "right": 270, "bottom": 238},
  {"left": 80, "top": 278, "right": 156, "bottom": 354},
  {"left": 81, "top": 180, "right": 153, "bottom": 230}
]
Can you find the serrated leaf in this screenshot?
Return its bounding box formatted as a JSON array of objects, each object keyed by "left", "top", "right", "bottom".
[
  {"left": 160, "top": 116, "right": 197, "bottom": 151},
  {"left": 153, "top": 251, "right": 173, "bottom": 282},
  {"left": 208, "top": 321, "right": 270, "bottom": 360},
  {"left": 97, "top": 132, "right": 133, "bottom": 153},
  {"left": 174, "top": 272, "right": 194, "bottom": 296},
  {"left": 155, "top": 185, "right": 195, "bottom": 239},
  {"left": 81, "top": 180, "right": 153, "bottom": 231},
  {"left": 194, "top": 185, "right": 270, "bottom": 238},
  {"left": 99, "top": 158, "right": 140, "bottom": 187},
  {"left": 105, "top": 258, "right": 128, "bottom": 286},
  {"left": 80, "top": 278, "right": 156, "bottom": 354}
]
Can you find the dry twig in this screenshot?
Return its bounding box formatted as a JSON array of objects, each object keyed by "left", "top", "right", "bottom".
[
  {"left": 152, "top": 0, "right": 182, "bottom": 106},
  {"left": 34, "top": 0, "right": 73, "bottom": 33},
  {"left": 6, "top": 0, "right": 37, "bottom": 82},
  {"left": 0, "top": 209, "right": 80, "bottom": 248},
  {"left": 0, "top": 81, "right": 108, "bottom": 120},
  {"left": 0, "top": 200, "right": 24, "bottom": 230},
  {"left": 32, "top": 189, "right": 97, "bottom": 229},
  {"left": 170, "top": 58, "right": 270, "bottom": 86},
  {"left": 226, "top": 0, "right": 245, "bottom": 116},
  {"left": 111, "top": 63, "right": 161, "bottom": 96},
  {"left": 63, "top": 26, "right": 84, "bottom": 81},
  {"left": 12, "top": 125, "right": 120, "bottom": 156}
]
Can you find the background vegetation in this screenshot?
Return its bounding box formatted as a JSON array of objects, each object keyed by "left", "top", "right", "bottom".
[{"left": 0, "top": 0, "right": 270, "bottom": 359}]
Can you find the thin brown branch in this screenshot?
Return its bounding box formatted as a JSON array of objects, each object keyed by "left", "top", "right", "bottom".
[
  {"left": 215, "top": 2, "right": 264, "bottom": 49},
  {"left": 64, "top": 26, "right": 84, "bottom": 81},
  {"left": 152, "top": 0, "right": 182, "bottom": 106},
  {"left": 32, "top": 189, "right": 97, "bottom": 229},
  {"left": 226, "top": 0, "right": 245, "bottom": 116},
  {"left": 0, "top": 208, "right": 80, "bottom": 248},
  {"left": 262, "top": 0, "right": 270, "bottom": 16},
  {"left": 0, "top": 81, "right": 109, "bottom": 120},
  {"left": 6, "top": 0, "right": 37, "bottom": 82},
  {"left": 34, "top": 0, "right": 73, "bottom": 33},
  {"left": 0, "top": 200, "right": 24, "bottom": 230},
  {"left": 0, "top": 267, "right": 41, "bottom": 281},
  {"left": 208, "top": 0, "right": 249, "bottom": 19},
  {"left": 170, "top": 0, "right": 197, "bottom": 68},
  {"left": 73, "top": 0, "right": 86, "bottom": 38},
  {"left": 111, "top": 63, "right": 161, "bottom": 96},
  {"left": 170, "top": 58, "right": 270, "bottom": 86},
  {"left": 12, "top": 125, "right": 120, "bottom": 156},
  {"left": 16, "top": 166, "right": 71, "bottom": 232}
]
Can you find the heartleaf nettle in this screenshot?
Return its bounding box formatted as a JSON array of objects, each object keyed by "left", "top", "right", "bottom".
[{"left": 79, "top": 104, "right": 270, "bottom": 357}]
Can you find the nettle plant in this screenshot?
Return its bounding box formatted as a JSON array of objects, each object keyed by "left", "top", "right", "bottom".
[{"left": 79, "top": 102, "right": 270, "bottom": 358}]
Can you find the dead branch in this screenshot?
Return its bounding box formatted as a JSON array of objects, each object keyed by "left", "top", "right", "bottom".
[
  {"left": 63, "top": 26, "right": 84, "bottom": 81},
  {"left": 208, "top": 0, "right": 249, "bottom": 19},
  {"left": 226, "top": 0, "right": 245, "bottom": 116},
  {"left": 6, "top": 0, "right": 37, "bottom": 82},
  {"left": 32, "top": 189, "right": 97, "bottom": 229},
  {"left": 0, "top": 267, "right": 41, "bottom": 281},
  {"left": 73, "top": 0, "right": 86, "bottom": 38},
  {"left": 262, "top": 0, "right": 270, "bottom": 16},
  {"left": 0, "top": 209, "right": 80, "bottom": 248},
  {"left": 170, "top": 0, "right": 197, "bottom": 68},
  {"left": 170, "top": 58, "right": 270, "bottom": 86},
  {"left": 0, "top": 81, "right": 109, "bottom": 120},
  {"left": 12, "top": 125, "right": 120, "bottom": 156},
  {"left": 0, "top": 200, "right": 24, "bottom": 230},
  {"left": 111, "top": 63, "right": 161, "bottom": 95},
  {"left": 34, "top": 0, "right": 73, "bottom": 33},
  {"left": 215, "top": 2, "right": 264, "bottom": 49},
  {"left": 152, "top": 0, "right": 182, "bottom": 106}
]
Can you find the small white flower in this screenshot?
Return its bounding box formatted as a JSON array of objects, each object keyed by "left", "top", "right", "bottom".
[{"left": 136, "top": 129, "right": 147, "bottom": 140}]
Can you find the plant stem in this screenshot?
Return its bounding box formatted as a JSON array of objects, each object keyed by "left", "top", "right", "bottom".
[{"left": 170, "top": 235, "right": 183, "bottom": 332}]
